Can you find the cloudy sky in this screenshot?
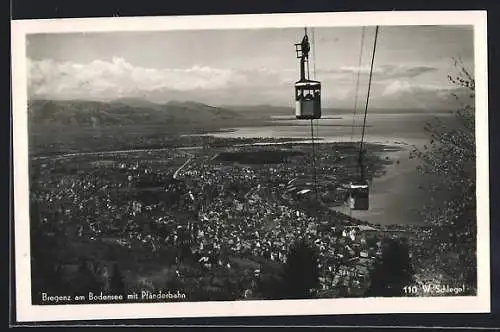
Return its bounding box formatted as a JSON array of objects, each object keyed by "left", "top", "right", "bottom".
[{"left": 26, "top": 25, "right": 474, "bottom": 109}]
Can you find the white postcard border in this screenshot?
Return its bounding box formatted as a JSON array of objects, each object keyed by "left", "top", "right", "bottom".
[{"left": 11, "top": 11, "right": 490, "bottom": 322}]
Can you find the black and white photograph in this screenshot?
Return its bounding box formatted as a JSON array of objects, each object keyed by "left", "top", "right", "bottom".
[{"left": 12, "top": 11, "right": 490, "bottom": 321}]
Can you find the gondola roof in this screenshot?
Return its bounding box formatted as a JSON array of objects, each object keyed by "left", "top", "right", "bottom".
[{"left": 294, "top": 79, "right": 321, "bottom": 87}]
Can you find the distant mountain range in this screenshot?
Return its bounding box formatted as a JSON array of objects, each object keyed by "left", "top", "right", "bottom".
[
  {"left": 28, "top": 98, "right": 245, "bottom": 128},
  {"left": 28, "top": 98, "right": 455, "bottom": 129}
]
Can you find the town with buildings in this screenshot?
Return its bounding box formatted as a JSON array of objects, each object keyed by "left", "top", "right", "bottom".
[{"left": 30, "top": 137, "right": 430, "bottom": 302}]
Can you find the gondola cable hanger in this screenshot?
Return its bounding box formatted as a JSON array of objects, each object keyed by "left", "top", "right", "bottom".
[
  {"left": 345, "top": 25, "right": 379, "bottom": 212},
  {"left": 345, "top": 26, "right": 366, "bottom": 215},
  {"left": 358, "top": 26, "right": 379, "bottom": 182}
]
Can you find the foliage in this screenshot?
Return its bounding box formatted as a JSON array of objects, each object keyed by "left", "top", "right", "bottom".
[
  {"left": 30, "top": 199, "right": 67, "bottom": 303},
  {"left": 256, "top": 273, "right": 285, "bottom": 300},
  {"left": 281, "top": 238, "right": 320, "bottom": 299},
  {"left": 365, "top": 238, "right": 415, "bottom": 297},
  {"left": 409, "top": 58, "right": 477, "bottom": 291},
  {"left": 109, "top": 263, "right": 126, "bottom": 297},
  {"left": 72, "top": 258, "right": 104, "bottom": 297}
]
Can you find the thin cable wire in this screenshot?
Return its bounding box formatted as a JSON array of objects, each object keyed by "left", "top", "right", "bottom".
[
  {"left": 311, "top": 28, "right": 318, "bottom": 155},
  {"left": 307, "top": 27, "right": 317, "bottom": 199},
  {"left": 350, "top": 26, "right": 366, "bottom": 144},
  {"left": 312, "top": 28, "right": 319, "bottom": 143},
  {"left": 359, "top": 26, "right": 379, "bottom": 181},
  {"left": 312, "top": 27, "right": 317, "bottom": 80},
  {"left": 310, "top": 118, "right": 318, "bottom": 199}
]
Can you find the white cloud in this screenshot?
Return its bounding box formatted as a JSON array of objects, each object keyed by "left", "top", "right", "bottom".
[
  {"left": 317, "top": 64, "right": 438, "bottom": 81},
  {"left": 27, "top": 57, "right": 467, "bottom": 109},
  {"left": 374, "top": 79, "right": 469, "bottom": 110},
  {"left": 29, "top": 57, "right": 234, "bottom": 96},
  {"left": 28, "top": 57, "right": 296, "bottom": 103},
  {"left": 382, "top": 80, "right": 413, "bottom": 96},
  {"left": 381, "top": 80, "right": 454, "bottom": 96}
]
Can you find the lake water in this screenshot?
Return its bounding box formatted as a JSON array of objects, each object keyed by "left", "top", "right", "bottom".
[{"left": 208, "top": 112, "right": 454, "bottom": 226}]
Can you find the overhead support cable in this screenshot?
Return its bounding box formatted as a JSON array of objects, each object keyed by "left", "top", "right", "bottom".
[
  {"left": 350, "top": 26, "right": 366, "bottom": 144},
  {"left": 358, "top": 26, "right": 379, "bottom": 182}
]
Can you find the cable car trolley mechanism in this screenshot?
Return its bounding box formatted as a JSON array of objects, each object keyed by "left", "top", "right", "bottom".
[{"left": 294, "top": 29, "right": 321, "bottom": 119}]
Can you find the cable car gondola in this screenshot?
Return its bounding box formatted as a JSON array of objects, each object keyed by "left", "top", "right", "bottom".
[
  {"left": 342, "top": 146, "right": 371, "bottom": 211},
  {"left": 345, "top": 154, "right": 370, "bottom": 211},
  {"left": 294, "top": 29, "right": 321, "bottom": 120},
  {"left": 346, "top": 181, "right": 369, "bottom": 210}
]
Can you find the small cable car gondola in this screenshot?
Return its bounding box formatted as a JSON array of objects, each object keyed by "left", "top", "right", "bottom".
[
  {"left": 295, "top": 81, "right": 321, "bottom": 119},
  {"left": 294, "top": 29, "right": 321, "bottom": 120},
  {"left": 346, "top": 181, "right": 369, "bottom": 210},
  {"left": 345, "top": 159, "right": 371, "bottom": 211},
  {"left": 342, "top": 148, "right": 371, "bottom": 211}
]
